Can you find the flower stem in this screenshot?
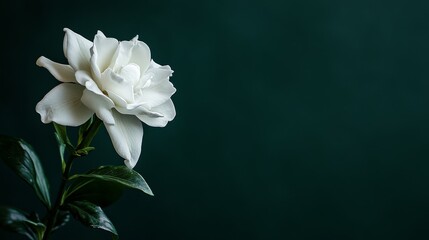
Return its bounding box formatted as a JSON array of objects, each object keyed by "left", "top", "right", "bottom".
[
  {"left": 42, "top": 155, "right": 75, "bottom": 240},
  {"left": 42, "top": 117, "right": 102, "bottom": 240}
]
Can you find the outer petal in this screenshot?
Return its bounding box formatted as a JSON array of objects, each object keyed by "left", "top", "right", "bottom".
[
  {"left": 145, "top": 60, "right": 173, "bottom": 85},
  {"left": 36, "top": 56, "right": 76, "bottom": 83},
  {"left": 137, "top": 99, "right": 176, "bottom": 127},
  {"left": 135, "top": 61, "right": 175, "bottom": 106},
  {"left": 63, "top": 28, "right": 92, "bottom": 72},
  {"left": 116, "top": 103, "right": 163, "bottom": 117},
  {"left": 105, "top": 110, "right": 143, "bottom": 168},
  {"left": 137, "top": 80, "right": 176, "bottom": 107},
  {"left": 36, "top": 83, "right": 93, "bottom": 126},
  {"left": 81, "top": 89, "right": 115, "bottom": 125}
]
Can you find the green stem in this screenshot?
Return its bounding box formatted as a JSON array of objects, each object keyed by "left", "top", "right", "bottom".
[
  {"left": 42, "top": 117, "right": 102, "bottom": 240},
  {"left": 42, "top": 155, "right": 74, "bottom": 240}
]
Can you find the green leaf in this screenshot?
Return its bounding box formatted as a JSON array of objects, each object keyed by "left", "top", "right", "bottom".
[
  {"left": 64, "top": 166, "right": 152, "bottom": 207},
  {"left": 65, "top": 179, "right": 124, "bottom": 207},
  {"left": 0, "top": 206, "right": 46, "bottom": 240},
  {"left": 70, "top": 165, "right": 153, "bottom": 196},
  {"left": 52, "top": 210, "right": 71, "bottom": 232},
  {"left": 0, "top": 136, "right": 52, "bottom": 209},
  {"left": 66, "top": 201, "right": 118, "bottom": 237}
]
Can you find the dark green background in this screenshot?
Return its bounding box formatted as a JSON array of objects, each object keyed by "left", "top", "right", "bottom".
[{"left": 1, "top": 0, "right": 429, "bottom": 239}]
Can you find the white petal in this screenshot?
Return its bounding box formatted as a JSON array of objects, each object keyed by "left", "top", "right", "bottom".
[
  {"left": 137, "top": 80, "right": 176, "bottom": 107},
  {"left": 36, "top": 56, "right": 76, "bottom": 83},
  {"left": 75, "top": 70, "right": 104, "bottom": 95},
  {"left": 100, "top": 69, "right": 135, "bottom": 103},
  {"left": 109, "top": 41, "right": 133, "bottom": 71},
  {"left": 92, "top": 31, "right": 119, "bottom": 75},
  {"left": 135, "top": 61, "right": 174, "bottom": 106},
  {"left": 105, "top": 110, "right": 143, "bottom": 168},
  {"left": 81, "top": 89, "right": 115, "bottom": 125},
  {"left": 116, "top": 103, "right": 163, "bottom": 117},
  {"left": 96, "top": 30, "right": 106, "bottom": 38},
  {"left": 63, "top": 28, "right": 93, "bottom": 72},
  {"left": 119, "top": 63, "right": 140, "bottom": 85},
  {"left": 137, "top": 99, "right": 176, "bottom": 127},
  {"left": 131, "top": 35, "right": 139, "bottom": 42},
  {"left": 145, "top": 60, "right": 173, "bottom": 85},
  {"left": 106, "top": 90, "right": 128, "bottom": 107},
  {"left": 36, "top": 83, "right": 93, "bottom": 126},
  {"left": 129, "top": 41, "right": 151, "bottom": 73}
]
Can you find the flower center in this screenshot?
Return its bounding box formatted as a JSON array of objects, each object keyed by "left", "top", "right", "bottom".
[
  {"left": 117, "top": 63, "right": 141, "bottom": 85},
  {"left": 99, "top": 63, "right": 142, "bottom": 104}
]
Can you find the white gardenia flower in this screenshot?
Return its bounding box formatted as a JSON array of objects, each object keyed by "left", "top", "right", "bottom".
[{"left": 36, "top": 28, "right": 176, "bottom": 168}]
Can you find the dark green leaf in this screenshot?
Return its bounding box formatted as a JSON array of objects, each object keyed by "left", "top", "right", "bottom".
[
  {"left": 52, "top": 210, "right": 71, "bottom": 232},
  {"left": 0, "top": 206, "right": 46, "bottom": 240},
  {"left": 0, "top": 136, "right": 52, "bottom": 209},
  {"left": 65, "top": 179, "right": 124, "bottom": 207},
  {"left": 66, "top": 201, "right": 117, "bottom": 236},
  {"left": 70, "top": 165, "right": 153, "bottom": 196}
]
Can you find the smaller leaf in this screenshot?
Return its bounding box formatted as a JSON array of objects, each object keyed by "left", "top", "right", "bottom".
[
  {"left": 0, "top": 136, "right": 52, "bottom": 209},
  {"left": 0, "top": 206, "right": 46, "bottom": 240},
  {"left": 70, "top": 165, "right": 153, "bottom": 196},
  {"left": 66, "top": 201, "right": 117, "bottom": 236}
]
